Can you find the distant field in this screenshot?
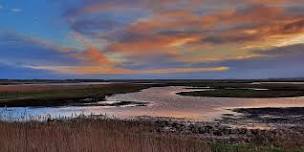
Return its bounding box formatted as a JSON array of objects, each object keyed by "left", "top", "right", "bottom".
[
  {"left": 0, "top": 83, "right": 151, "bottom": 107},
  {"left": 1, "top": 80, "right": 304, "bottom": 107},
  {"left": 178, "top": 89, "right": 304, "bottom": 98},
  {"left": 177, "top": 82, "right": 304, "bottom": 98}
]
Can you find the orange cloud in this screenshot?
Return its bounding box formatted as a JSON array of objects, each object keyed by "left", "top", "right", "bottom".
[
  {"left": 77, "top": 47, "right": 112, "bottom": 65},
  {"left": 26, "top": 65, "right": 229, "bottom": 75},
  {"left": 128, "top": 10, "right": 202, "bottom": 33},
  {"left": 202, "top": 5, "right": 285, "bottom": 26},
  {"left": 143, "top": 66, "right": 229, "bottom": 74},
  {"left": 61, "top": 0, "right": 304, "bottom": 75},
  {"left": 248, "top": 0, "right": 304, "bottom": 5},
  {"left": 106, "top": 4, "right": 303, "bottom": 66},
  {"left": 72, "top": 33, "right": 114, "bottom": 65},
  {"left": 109, "top": 34, "right": 200, "bottom": 57}
]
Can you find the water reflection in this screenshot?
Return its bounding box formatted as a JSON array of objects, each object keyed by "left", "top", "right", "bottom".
[{"left": 1, "top": 86, "right": 304, "bottom": 121}]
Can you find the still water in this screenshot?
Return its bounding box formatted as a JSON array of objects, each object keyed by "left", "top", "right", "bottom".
[{"left": 1, "top": 86, "right": 304, "bottom": 121}]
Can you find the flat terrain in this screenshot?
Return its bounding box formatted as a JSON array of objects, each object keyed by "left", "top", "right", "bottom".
[
  {"left": 0, "top": 83, "right": 152, "bottom": 107},
  {"left": 178, "top": 89, "right": 304, "bottom": 98},
  {"left": 177, "top": 82, "right": 304, "bottom": 98},
  {"left": 1, "top": 80, "right": 304, "bottom": 152},
  {"left": 2, "top": 80, "right": 304, "bottom": 108}
]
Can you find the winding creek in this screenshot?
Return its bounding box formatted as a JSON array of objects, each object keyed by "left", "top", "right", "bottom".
[{"left": 1, "top": 86, "right": 304, "bottom": 121}]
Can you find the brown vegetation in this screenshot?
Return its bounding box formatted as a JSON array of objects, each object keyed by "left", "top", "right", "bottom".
[
  {"left": 1, "top": 117, "right": 304, "bottom": 152},
  {"left": 0, "top": 118, "right": 208, "bottom": 152}
]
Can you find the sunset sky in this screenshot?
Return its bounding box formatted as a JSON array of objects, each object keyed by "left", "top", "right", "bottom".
[{"left": 0, "top": 0, "right": 303, "bottom": 79}]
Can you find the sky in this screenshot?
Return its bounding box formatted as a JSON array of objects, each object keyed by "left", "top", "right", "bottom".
[{"left": 0, "top": 0, "right": 303, "bottom": 79}]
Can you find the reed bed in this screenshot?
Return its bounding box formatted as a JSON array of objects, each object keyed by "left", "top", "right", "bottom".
[
  {"left": 0, "top": 118, "right": 209, "bottom": 152},
  {"left": 1, "top": 116, "right": 302, "bottom": 152}
]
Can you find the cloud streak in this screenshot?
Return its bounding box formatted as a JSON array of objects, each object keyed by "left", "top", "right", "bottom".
[
  {"left": 1, "top": 0, "right": 304, "bottom": 78},
  {"left": 45, "top": 0, "right": 303, "bottom": 75},
  {"left": 27, "top": 65, "right": 229, "bottom": 75}
]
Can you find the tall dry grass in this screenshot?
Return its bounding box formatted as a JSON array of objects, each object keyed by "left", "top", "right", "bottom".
[{"left": 0, "top": 118, "right": 209, "bottom": 152}]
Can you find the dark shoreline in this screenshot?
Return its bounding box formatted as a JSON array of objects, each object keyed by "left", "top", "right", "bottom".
[
  {"left": 177, "top": 89, "right": 304, "bottom": 98},
  {"left": 176, "top": 81, "right": 304, "bottom": 98}
]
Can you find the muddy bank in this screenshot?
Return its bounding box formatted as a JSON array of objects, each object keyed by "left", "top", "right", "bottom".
[
  {"left": 138, "top": 107, "right": 304, "bottom": 145},
  {"left": 230, "top": 107, "right": 304, "bottom": 125}
]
